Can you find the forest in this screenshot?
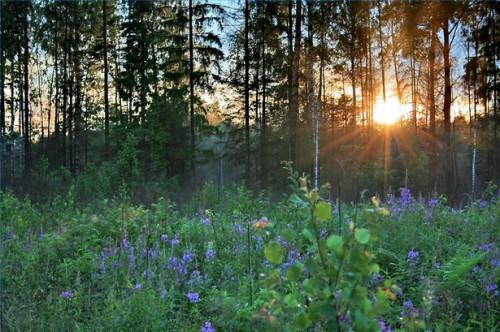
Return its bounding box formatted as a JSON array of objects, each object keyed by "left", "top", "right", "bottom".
[{"left": 0, "top": 0, "right": 499, "bottom": 331}]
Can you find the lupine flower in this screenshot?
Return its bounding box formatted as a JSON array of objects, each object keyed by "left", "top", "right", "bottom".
[
  {"left": 479, "top": 200, "right": 488, "bottom": 209},
  {"left": 60, "top": 290, "right": 73, "bottom": 299},
  {"left": 481, "top": 243, "right": 494, "bottom": 252},
  {"left": 407, "top": 249, "right": 420, "bottom": 265},
  {"left": 473, "top": 265, "right": 482, "bottom": 273},
  {"left": 187, "top": 292, "right": 200, "bottom": 303},
  {"left": 182, "top": 250, "right": 195, "bottom": 264},
  {"left": 427, "top": 198, "right": 439, "bottom": 209},
  {"left": 490, "top": 259, "right": 500, "bottom": 268},
  {"left": 121, "top": 238, "right": 131, "bottom": 251},
  {"left": 189, "top": 270, "right": 202, "bottom": 286},
  {"left": 169, "top": 234, "right": 180, "bottom": 246},
  {"left": 233, "top": 223, "right": 245, "bottom": 235},
  {"left": 339, "top": 315, "right": 352, "bottom": 327},
  {"left": 401, "top": 300, "right": 419, "bottom": 318},
  {"left": 281, "top": 249, "right": 300, "bottom": 270},
  {"left": 134, "top": 283, "right": 142, "bottom": 290},
  {"left": 372, "top": 273, "right": 385, "bottom": 284},
  {"left": 200, "top": 321, "right": 216, "bottom": 332},
  {"left": 205, "top": 248, "right": 216, "bottom": 262},
  {"left": 168, "top": 257, "right": 187, "bottom": 275},
  {"left": 486, "top": 284, "right": 498, "bottom": 298},
  {"left": 399, "top": 188, "right": 412, "bottom": 208},
  {"left": 200, "top": 216, "right": 211, "bottom": 226},
  {"left": 161, "top": 234, "right": 169, "bottom": 242},
  {"left": 379, "top": 319, "right": 392, "bottom": 332}
]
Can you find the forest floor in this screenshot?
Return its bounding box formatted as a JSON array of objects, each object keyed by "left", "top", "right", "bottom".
[{"left": 1, "top": 183, "right": 499, "bottom": 331}]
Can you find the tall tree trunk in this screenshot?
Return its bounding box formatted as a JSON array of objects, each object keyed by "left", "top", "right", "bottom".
[
  {"left": 189, "top": 0, "right": 195, "bottom": 169},
  {"left": 0, "top": 0, "right": 4, "bottom": 137},
  {"left": 62, "top": 7, "right": 68, "bottom": 167},
  {"left": 350, "top": 6, "right": 357, "bottom": 125},
  {"left": 0, "top": 0, "right": 4, "bottom": 191},
  {"left": 73, "top": 24, "right": 82, "bottom": 174},
  {"left": 103, "top": 0, "right": 110, "bottom": 155},
  {"left": 244, "top": 0, "right": 250, "bottom": 182},
  {"left": 390, "top": 22, "right": 402, "bottom": 103},
  {"left": 442, "top": 19, "right": 452, "bottom": 140},
  {"left": 428, "top": 26, "right": 437, "bottom": 191},
  {"left": 289, "top": 0, "right": 301, "bottom": 166},
  {"left": 23, "top": 3, "right": 30, "bottom": 176},
  {"left": 287, "top": 0, "right": 294, "bottom": 163},
  {"left": 428, "top": 27, "right": 436, "bottom": 135},
  {"left": 260, "top": 37, "right": 267, "bottom": 188},
  {"left": 306, "top": 0, "right": 319, "bottom": 188},
  {"left": 377, "top": 0, "right": 386, "bottom": 102}
]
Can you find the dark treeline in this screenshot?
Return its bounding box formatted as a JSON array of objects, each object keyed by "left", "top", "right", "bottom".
[{"left": 0, "top": 0, "right": 498, "bottom": 204}]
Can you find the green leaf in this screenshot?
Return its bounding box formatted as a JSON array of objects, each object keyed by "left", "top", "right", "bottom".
[
  {"left": 302, "top": 228, "right": 315, "bottom": 242},
  {"left": 327, "top": 235, "right": 344, "bottom": 257},
  {"left": 264, "top": 242, "right": 285, "bottom": 264},
  {"left": 286, "top": 262, "right": 303, "bottom": 281},
  {"left": 315, "top": 202, "right": 332, "bottom": 222},
  {"left": 355, "top": 228, "right": 370, "bottom": 244}
]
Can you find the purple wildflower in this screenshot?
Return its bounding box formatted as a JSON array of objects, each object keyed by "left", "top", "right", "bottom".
[
  {"left": 205, "top": 248, "right": 216, "bottom": 262},
  {"left": 427, "top": 198, "right": 439, "bottom": 209},
  {"left": 168, "top": 257, "right": 187, "bottom": 275},
  {"left": 169, "top": 234, "right": 180, "bottom": 246},
  {"left": 372, "top": 273, "right": 385, "bottom": 284},
  {"left": 134, "top": 283, "right": 142, "bottom": 290},
  {"left": 201, "top": 321, "right": 216, "bottom": 332},
  {"left": 161, "top": 234, "right": 169, "bottom": 242},
  {"left": 233, "top": 223, "right": 245, "bottom": 235},
  {"left": 379, "top": 319, "right": 392, "bottom": 332},
  {"left": 490, "top": 259, "right": 500, "bottom": 268},
  {"left": 481, "top": 243, "right": 494, "bottom": 252},
  {"left": 399, "top": 188, "right": 412, "bottom": 208},
  {"left": 200, "top": 216, "right": 211, "bottom": 226},
  {"left": 187, "top": 292, "right": 200, "bottom": 303},
  {"left": 121, "top": 238, "right": 132, "bottom": 251},
  {"left": 479, "top": 200, "right": 488, "bottom": 209},
  {"left": 60, "top": 290, "right": 73, "bottom": 299},
  {"left": 433, "top": 262, "right": 441, "bottom": 269},
  {"left": 401, "top": 300, "right": 419, "bottom": 318},
  {"left": 486, "top": 284, "right": 499, "bottom": 298},
  {"left": 182, "top": 250, "right": 195, "bottom": 264},
  {"left": 6, "top": 230, "right": 14, "bottom": 240},
  {"left": 407, "top": 249, "right": 420, "bottom": 265}
]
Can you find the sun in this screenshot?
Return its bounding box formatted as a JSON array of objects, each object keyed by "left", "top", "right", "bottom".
[{"left": 373, "top": 97, "right": 409, "bottom": 125}]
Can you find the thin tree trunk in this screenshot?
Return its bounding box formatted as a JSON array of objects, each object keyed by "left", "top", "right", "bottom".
[
  {"left": 62, "top": 7, "right": 68, "bottom": 167},
  {"left": 390, "top": 22, "right": 402, "bottom": 103},
  {"left": 260, "top": 36, "right": 267, "bottom": 188},
  {"left": 442, "top": 20, "right": 452, "bottom": 140},
  {"left": 103, "top": 0, "right": 110, "bottom": 155},
  {"left": 244, "top": 0, "right": 250, "bottom": 182},
  {"left": 189, "top": 0, "right": 195, "bottom": 169},
  {"left": 377, "top": 0, "right": 386, "bottom": 102},
  {"left": 23, "top": 3, "right": 30, "bottom": 176},
  {"left": 289, "top": 0, "right": 301, "bottom": 166}
]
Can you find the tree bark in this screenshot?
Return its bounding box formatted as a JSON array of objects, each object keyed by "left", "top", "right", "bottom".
[
  {"left": 103, "top": 0, "right": 110, "bottom": 155},
  {"left": 189, "top": 0, "right": 195, "bottom": 169},
  {"left": 290, "top": 0, "right": 301, "bottom": 166},
  {"left": 244, "top": 0, "right": 250, "bottom": 182},
  {"left": 23, "top": 3, "right": 30, "bottom": 175}
]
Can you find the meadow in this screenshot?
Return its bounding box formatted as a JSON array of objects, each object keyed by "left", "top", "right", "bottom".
[{"left": 1, "top": 175, "right": 498, "bottom": 331}]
